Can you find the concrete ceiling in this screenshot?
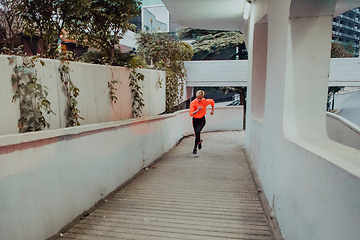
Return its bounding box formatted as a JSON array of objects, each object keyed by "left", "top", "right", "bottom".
[
  {"left": 334, "top": 0, "right": 360, "bottom": 16},
  {"left": 161, "top": 0, "right": 249, "bottom": 31},
  {"left": 290, "top": 0, "right": 360, "bottom": 18},
  {"left": 162, "top": 0, "right": 359, "bottom": 31}
]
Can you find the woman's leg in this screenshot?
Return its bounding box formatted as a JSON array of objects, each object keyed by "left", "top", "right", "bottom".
[
  {"left": 192, "top": 118, "right": 199, "bottom": 149},
  {"left": 192, "top": 116, "right": 206, "bottom": 149}
]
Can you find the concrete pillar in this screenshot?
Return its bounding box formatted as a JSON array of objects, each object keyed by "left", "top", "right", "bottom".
[
  {"left": 283, "top": 1, "right": 336, "bottom": 140},
  {"left": 246, "top": 1, "right": 360, "bottom": 240}
]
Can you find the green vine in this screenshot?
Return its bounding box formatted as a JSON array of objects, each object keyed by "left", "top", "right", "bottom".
[
  {"left": 128, "top": 55, "right": 147, "bottom": 118},
  {"left": 58, "top": 51, "right": 84, "bottom": 127},
  {"left": 156, "top": 72, "right": 163, "bottom": 89},
  {"left": 129, "top": 68, "right": 145, "bottom": 118},
  {"left": 108, "top": 69, "right": 120, "bottom": 103},
  {"left": 162, "top": 61, "right": 187, "bottom": 112},
  {"left": 8, "top": 53, "right": 55, "bottom": 133},
  {"left": 108, "top": 79, "right": 119, "bottom": 103}
]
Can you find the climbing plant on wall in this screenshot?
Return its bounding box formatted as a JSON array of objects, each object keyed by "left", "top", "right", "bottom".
[
  {"left": 136, "top": 32, "right": 193, "bottom": 113},
  {"left": 78, "top": 48, "right": 148, "bottom": 118},
  {"left": 108, "top": 79, "right": 120, "bottom": 103},
  {"left": 8, "top": 51, "right": 55, "bottom": 133},
  {"left": 127, "top": 55, "right": 147, "bottom": 117},
  {"left": 108, "top": 68, "right": 120, "bottom": 104},
  {"left": 58, "top": 51, "right": 84, "bottom": 127}
]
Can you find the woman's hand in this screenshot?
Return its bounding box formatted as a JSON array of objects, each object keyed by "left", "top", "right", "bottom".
[
  {"left": 194, "top": 106, "right": 202, "bottom": 114},
  {"left": 210, "top": 110, "right": 214, "bottom": 115}
]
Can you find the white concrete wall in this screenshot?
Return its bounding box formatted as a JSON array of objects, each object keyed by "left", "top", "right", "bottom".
[
  {"left": 326, "top": 112, "right": 360, "bottom": 151},
  {"left": 245, "top": 1, "right": 360, "bottom": 240},
  {"left": 184, "top": 58, "right": 360, "bottom": 87},
  {"left": 329, "top": 58, "right": 360, "bottom": 86},
  {"left": 0, "top": 55, "right": 166, "bottom": 136},
  {"left": 136, "top": 68, "right": 166, "bottom": 117},
  {"left": 0, "top": 106, "right": 243, "bottom": 240},
  {"left": 184, "top": 60, "right": 248, "bottom": 87}
]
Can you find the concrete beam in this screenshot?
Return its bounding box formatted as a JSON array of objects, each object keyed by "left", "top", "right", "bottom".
[{"left": 185, "top": 59, "right": 360, "bottom": 87}]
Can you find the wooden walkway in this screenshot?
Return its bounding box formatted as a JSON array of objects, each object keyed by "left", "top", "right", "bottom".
[{"left": 59, "top": 131, "right": 277, "bottom": 240}]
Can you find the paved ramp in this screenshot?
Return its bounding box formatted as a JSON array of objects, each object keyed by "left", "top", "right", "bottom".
[{"left": 59, "top": 131, "right": 277, "bottom": 240}]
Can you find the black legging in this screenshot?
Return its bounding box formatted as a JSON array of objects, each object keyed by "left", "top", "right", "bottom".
[{"left": 192, "top": 116, "right": 206, "bottom": 148}]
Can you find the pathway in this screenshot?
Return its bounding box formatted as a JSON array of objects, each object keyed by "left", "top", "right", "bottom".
[{"left": 58, "top": 131, "right": 279, "bottom": 240}]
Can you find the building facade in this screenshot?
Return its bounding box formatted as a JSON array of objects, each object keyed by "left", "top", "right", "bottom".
[
  {"left": 332, "top": 7, "right": 360, "bottom": 57},
  {"left": 130, "top": 0, "right": 182, "bottom": 33}
]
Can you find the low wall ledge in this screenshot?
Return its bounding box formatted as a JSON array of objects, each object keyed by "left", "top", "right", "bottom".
[
  {"left": 285, "top": 136, "right": 360, "bottom": 179},
  {"left": 326, "top": 112, "right": 360, "bottom": 134},
  {"left": 0, "top": 106, "right": 242, "bottom": 148}
]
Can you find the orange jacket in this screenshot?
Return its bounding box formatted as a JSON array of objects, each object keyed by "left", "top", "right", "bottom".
[{"left": 189, "top": 98, "right": 215, "bottom": 118}]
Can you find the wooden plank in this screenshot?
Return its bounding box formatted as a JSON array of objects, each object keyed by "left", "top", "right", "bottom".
[
  {"left": 66, "top": 224, "right": 273, "bottom": 240},
  {"left": 85, "top": 213, "right": 271, "bottom": 230}
]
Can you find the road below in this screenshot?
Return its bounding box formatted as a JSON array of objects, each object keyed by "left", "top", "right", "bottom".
[{"left": 334, "top": 91, "right": 360, "bottom": 127}]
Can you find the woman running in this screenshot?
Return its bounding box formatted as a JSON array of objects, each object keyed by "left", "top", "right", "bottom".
[{"left": 189, "top": 90, "right": 215, "bottom": 154}]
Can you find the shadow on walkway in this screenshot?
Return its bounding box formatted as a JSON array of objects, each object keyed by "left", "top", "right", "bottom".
[{"left": 58, "top": 131, "right": 281, "bottom": 240}]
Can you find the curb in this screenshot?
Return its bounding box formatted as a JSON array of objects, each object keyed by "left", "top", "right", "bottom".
[
  {"left": 335, "top": 89, "right": 360, "bottom": 95},
  {"left": 331, "top": 109, "right": 341, "bottom": 114}
]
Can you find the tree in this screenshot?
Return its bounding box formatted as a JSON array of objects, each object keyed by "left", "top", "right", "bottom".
[
  {"left": 220, "top": 87, "right": 247, "bottom": 127},
  {"left": 66, "top": 0, "right": 141, "bottom": 64},
  {"left": 219, "top": 87, "right": 246, "bottom": 106},
  {"left": 0, "top": 0, "right": 21, "bottom": 51},
  {"left": 18, "top": 0, "right": 86, "bottom": 58},
  {"left": 344, "top": 41, "right": 355, "bottom": 54},
  {"left": 331, "top": 42, "right": 354, "bottom": 58},
  {"left": 327, "top": 86, "right": 343, "bottom": 111},
  {"left": 177, "top": 28, "right": 247, "bottom": 60},
  {"left": 136, "top": 31, "right": 194, "bottom": 112}
]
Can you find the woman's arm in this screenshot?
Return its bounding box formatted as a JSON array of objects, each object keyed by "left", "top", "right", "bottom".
[
  {"left": 189, "top": 102, "right": 202, "bottom": 116},
  {"left": 194, "top": 106, "right": 202, "bottom": 115},
  {"left": 191, "top": 106, "right": 202, "bottom": 116},
  {"left": 189, "top": 102, "right": 195, "bottom": 116},
  {"left": 207, "top": 99, "right": 215, "bottom": 115}
]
